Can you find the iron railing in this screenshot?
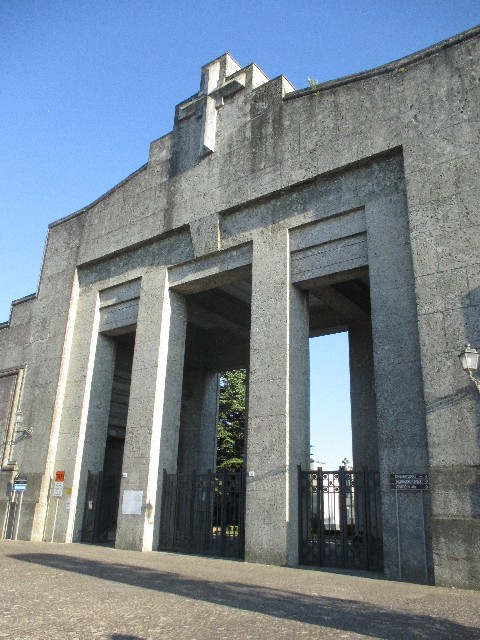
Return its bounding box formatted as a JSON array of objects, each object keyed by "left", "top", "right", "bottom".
[
  {"left": 299, "top": 466, "right": 383, "bottom": 572},
  {"left": 159, "top": 468, "right": 245, "bottom": 559}
]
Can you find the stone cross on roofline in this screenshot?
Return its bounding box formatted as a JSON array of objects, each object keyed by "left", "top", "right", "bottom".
[{"left": 175, "top": 53, "right": 273, "bottom": 158}]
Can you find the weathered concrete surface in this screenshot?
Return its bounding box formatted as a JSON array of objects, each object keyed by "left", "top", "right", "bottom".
[
  {"left": 1, "top": 28, "right": 480, "bottom": 588},
  {"left": 1, "top": 540, "right": 479, "bottom": 640}
]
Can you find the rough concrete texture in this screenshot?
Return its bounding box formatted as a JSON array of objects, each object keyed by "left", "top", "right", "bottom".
[
  {"left": 1, "top": 29, "right": 480, "bottom": 588},
  {"left": 1, "top": 540, "right": 480, "bottom": 640}
]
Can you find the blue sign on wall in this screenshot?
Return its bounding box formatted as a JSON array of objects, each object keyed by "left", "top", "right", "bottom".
[{"left": 13, "top": 476, "right": 27, "bottom": 492}]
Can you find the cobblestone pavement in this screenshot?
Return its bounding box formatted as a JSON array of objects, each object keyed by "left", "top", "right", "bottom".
[{"left": 1, "top": 541, "right": 480, "bottom": 640}]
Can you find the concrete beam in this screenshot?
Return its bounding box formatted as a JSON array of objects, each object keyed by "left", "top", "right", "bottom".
[{"left": 310, "top": 285, "right": 370, "bottom": 322}]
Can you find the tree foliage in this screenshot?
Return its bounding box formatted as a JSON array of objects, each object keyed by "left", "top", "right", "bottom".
[{"left": 216, "top": 369, "right": 246, "bottom": 471}]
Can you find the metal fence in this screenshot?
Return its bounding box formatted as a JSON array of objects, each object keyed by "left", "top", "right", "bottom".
[
  {"left": 159, "top": 468, "right": 245, "bottom": 559},
  {"left": 81, "top": 471, "right": 121, "bottom": 544},
  {"left": 299, "top": 467, "right": 383, "bottom": 572}
]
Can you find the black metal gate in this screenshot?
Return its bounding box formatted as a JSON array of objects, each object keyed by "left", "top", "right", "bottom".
[
  {"left": 81, "top": 471, "right": 102, "bottom": 543},
  {"left": 81, "top": 471, "right": 121, "bottom": 543},
  {"left": 159, "top": 468, "right": 245, "bottom": 559},
  {"left": 299, "top": 467, "right": 383, "bottom": 572}
]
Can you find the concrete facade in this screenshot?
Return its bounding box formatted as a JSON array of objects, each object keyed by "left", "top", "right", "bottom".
[{"left": 1, "top": 27, "right": 480, "bottom": 588}]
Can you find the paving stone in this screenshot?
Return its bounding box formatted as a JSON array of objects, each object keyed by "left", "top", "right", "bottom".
[{"left": 1, "top": 541, "right": 479, "bottom": 640}]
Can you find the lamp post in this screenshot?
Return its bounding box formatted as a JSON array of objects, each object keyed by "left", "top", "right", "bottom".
[{"left": 458, "top": 343, "right": 480, "bottom": 393}]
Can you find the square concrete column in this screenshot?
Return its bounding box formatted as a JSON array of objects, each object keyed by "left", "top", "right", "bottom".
[
  {"left": 246, "top": 228, "right": 310, "bottom": 566},
  {"left": 41, "top": 284, "right": 114, "bottom": 543},
  {"left": 69, "top": 333, "right": 116, "bottom": 541},
  {"left": 366, "top": 193, "right": 431, "bottom": 583},
  {"left": 115, "top": 268, "right": 187, "bottom": 552}
]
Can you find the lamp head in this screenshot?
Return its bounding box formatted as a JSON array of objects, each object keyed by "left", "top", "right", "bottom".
[{"left": 459, "top": 343, "right": 479, "bottom": 373}]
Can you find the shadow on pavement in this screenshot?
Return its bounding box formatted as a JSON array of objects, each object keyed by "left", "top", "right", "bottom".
[{"left": 10, "top": 552, "right": 480, "bottom": 639}]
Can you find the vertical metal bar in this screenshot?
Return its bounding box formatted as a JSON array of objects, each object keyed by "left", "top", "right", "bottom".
[
  {"left": 158, "top": 470, "right": 164, "bottom": 549},
  {"left": 347, "top": 471, "right": 353, "bottom": 565},
  {"left": 395, "top": 489, "right": 402, "bottom": 579},
  {"left": 318, "top": 469, "right": 325, "bottom": 566},
  {"left": 421, "top": 490, "right": 428, "bottom": 583},
  {"left": 370, "top": 472, "right": 376, "bottom": 569},
  {"left": 42, "top": 478, "right": 53, "bottom": 542},
  {"left": 188, "top": 470, "right": 196, "bottom": 553},
  {"left": 333, "top": 472, "right": 339, "bottom": 564},
  {"left": 173, "top": 470, "right": 180, "bottom": 552},
  {"left": 373, "top": 472, "right": 382, "bottom": 571},
  {"left": 214, "top": 470, "right": 219, "bottom": 555},
  {"left": 316, "top": 468, "right": 322, "bottom": 566},
  {"left": 228, "top": 471, "right": 232, "bottom": 553},
  {"left": 220, "top": 468, "right": 227, "bottom": 557},
  {"left": 1, "top": 497, "right": 7, "bottom": 540},
  {"left": 339, "top": 466, "right": 348, "bottom": 568},
  {"left": 363, "top": 467, "right": 371, "bottom": 570},
  {"left": 347, "top": 471, "right": 353, "bottom": 566},
  {"left": 93, "top": 471, "right": 103, "bottom": 543},
  {"left": 347, "top": 470, "right": 353, "bottom": 566},
  {"left": 207, "top": 469, "right": 213, "bottom": 555},
  {"left": 297, "top": 466, "right": 303, "bottom": 563},
  {"left": 202, "top": 470, "right": 208, "bottom": 554},
  {"left": 228, "top": 473, "right": 232, "bottom": 550},
  {"left": 238, "top": 467, "right": 245, "bottom": 558},
  {"left": 2, "top": 484, "right": 13, "bottom": 540},
  {"left": 14, "top": 491, "right": 23, "bottom": 540},
  {"left": 81, "top": 472, "right": 88, "bottom": 542},
  {"left": 327, "top": 472, "right": 332, "bottom": 564},
  {"left": 10, "top": 492, "right": 18, "bottom": 540},
  {"left": 50, "top": 498, "right": 59, "bottom": 543}
]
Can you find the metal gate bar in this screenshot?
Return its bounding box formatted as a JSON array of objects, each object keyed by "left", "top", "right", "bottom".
[
  {"left": 81, "top": 471, "right": 103, "bottom": 543},
  {"left": 159, "top": 468, "right": 245, "bottom": 559},
  {"left": 298, "top": 466, "right": 383, "bottom": 572}
]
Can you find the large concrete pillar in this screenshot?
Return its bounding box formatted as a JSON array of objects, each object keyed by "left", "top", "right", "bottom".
[
  {"left": 366, "top": 192, "right": 432, "bottom": 583},
  {"left": 349, "top": 319, "right": 379, "bottom": 470},
  {"left": 115, "top": 268, "right": 187, "bottom": 552},
  {"left": 69, "top": 334, "right": 116, "bottom": 541},
  {"left": 43, "top": 285, "right": 116, "bottom": 543},
  {"left": 246, "top": 228, "right": 310, "bottom": 566}
]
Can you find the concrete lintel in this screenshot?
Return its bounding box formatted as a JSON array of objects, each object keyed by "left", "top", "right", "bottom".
[
  {"left": 291, "top": 235, "right": 368, "bottom": 287},
  {"left": 295, "top": 266, "right": 369, "bottom": 292},
  {"left": 169, "top": 244, "right": 252, "bottom": 294},
  {"left": 187, "top": 300, "right": 250, "bottom": 338},
  {"left": 310, "top": 285, "right": 370, "bottom": 322},
  {"left": 99, "top": 279, "right": 141, "bottom": 308}
]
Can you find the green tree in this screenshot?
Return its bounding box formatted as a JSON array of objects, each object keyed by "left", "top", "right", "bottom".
[{"left": 216, "top": 369, "right": 246, "bottom": 470}]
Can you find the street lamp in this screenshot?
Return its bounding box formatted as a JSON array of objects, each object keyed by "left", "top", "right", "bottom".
[{"left": 458, "top": 343, "right": 480, "bottom": 393}]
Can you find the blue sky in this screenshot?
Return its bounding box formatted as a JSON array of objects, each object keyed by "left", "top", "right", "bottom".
[{"left": 1, "top": 1, "right": 479, "bottom": 467}]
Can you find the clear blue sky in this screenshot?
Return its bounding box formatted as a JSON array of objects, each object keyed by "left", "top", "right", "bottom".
[{"left": 1, "top": 2, "right": 478, "bottom": 467}]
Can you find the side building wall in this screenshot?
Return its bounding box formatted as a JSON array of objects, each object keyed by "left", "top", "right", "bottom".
[{"left": 0, "top": 214, "right": 85, "bottom": 540}]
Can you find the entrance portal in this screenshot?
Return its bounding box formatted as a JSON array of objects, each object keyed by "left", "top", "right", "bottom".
[
  {"left": 309, "top": 332, "right": 352, "bottom": 470},
  {"left": 305, "top": 272, "right": 382, "bottom": 571},
  {"left": 81, "top": 333, "right": 134, "bottom": 543},
  {"left": 159, "top": 277, "right": 251, "bottom": 556}
]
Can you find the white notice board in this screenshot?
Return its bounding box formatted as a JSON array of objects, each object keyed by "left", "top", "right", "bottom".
[
  {"left": 122, "top": 490, "right": 143, "bottom": 515},
  {"left": 53, "top": 481, "right": 64, "bottom": 498}
]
